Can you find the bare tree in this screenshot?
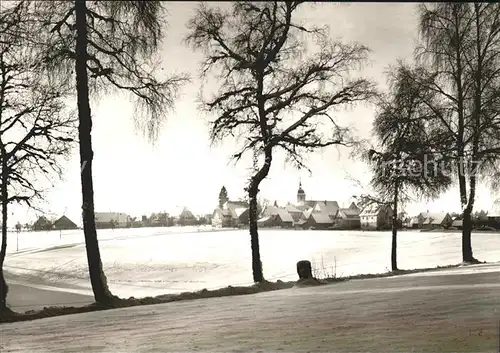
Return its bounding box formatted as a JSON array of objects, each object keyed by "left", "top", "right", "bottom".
[
  {"left": 186, "top": 2, "right": 376, "bottom": 282},
  {"left": 414, "top": 3, "right": 500, "bottom": 263},
  {"left": 0, "top": 1, "right": 75, "bottom": 316},
  {"left": 365, "top": 65, "right": 452, "bottom": 271},
  {"left": 32, "top": 0, "right": 189, "bottom": 304}
]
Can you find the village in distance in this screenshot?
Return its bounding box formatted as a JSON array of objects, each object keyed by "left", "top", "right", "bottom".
[{"left": 22, "top": 182, "right": 500, "bottom": 234}]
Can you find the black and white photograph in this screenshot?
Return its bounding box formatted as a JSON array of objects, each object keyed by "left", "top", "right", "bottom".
[{"left": 0, "top": 1, "right": 499, "bottom": 352}]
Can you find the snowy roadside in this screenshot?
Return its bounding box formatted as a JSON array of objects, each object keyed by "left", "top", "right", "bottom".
[
  {"left": 1, "top": 264, "right": 499, "bottom": 353},
  {"left": 3, "top": 261, "right": 496, "bottom": 314},
  {"left": 7, "top": 282, "right": 92, "bottom": 313}
]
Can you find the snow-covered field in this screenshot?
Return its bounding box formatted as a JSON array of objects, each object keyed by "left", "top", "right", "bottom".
[{"left": 4, "top": 227, "right": 500, "bottom": 300}]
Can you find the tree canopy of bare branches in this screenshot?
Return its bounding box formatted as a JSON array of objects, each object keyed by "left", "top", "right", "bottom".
[
  {"left": 36, "top": 0, "right": 189, "bottom": 141},
  {"left": 186, "top": 1, "right": 376, "bottom": 282},
  {"left": 0, "top": 1, "right": 75, "bottom": 315},
  {"left": 413, "top": 3, "right": 500, "bottom": 262}
]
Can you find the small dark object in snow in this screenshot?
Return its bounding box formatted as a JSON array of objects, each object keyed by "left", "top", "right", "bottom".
[{"left": 296, "top": 260, "right": 313, "bottom": 280}]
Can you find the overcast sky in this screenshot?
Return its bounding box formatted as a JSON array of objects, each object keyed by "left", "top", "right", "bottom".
[{"left": 11, "top": 2, "right": 497, "bottom": 225}]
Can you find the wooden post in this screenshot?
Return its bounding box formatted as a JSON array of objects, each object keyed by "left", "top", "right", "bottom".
[{"left": 296, "top": 260, "right": 313, "bottom": 280}]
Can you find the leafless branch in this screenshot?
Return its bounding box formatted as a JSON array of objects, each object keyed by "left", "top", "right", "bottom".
[
  {"left": 0, "top": 1, "right": 76, "bottom": 213},
  {"left": 186, "top": 1, "right": 376, "bottom": 178},
  {"left": 33, "top": 1, "right": 190, "bottom": 142}
]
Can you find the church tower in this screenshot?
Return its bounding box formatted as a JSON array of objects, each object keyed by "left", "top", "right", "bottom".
[{"left": 297, "top": 180, "right": 306, "bottom": 204}]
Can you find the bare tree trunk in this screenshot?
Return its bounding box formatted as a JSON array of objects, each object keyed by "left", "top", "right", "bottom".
[
  {"left": 0, "top": 144, "right": 9, "bottom": 315},
  {"left": 457, "top": 158, "right": 476, "bottom": 263},
  {"left": 248, "top": 188, "right": 263, "bottom": 282},
  {"left": 247, "top": 147, "right": 272, "bottom": 283},
  {"left": 75, "top": 0, "right": 114, "bottom": 304},
  {"left": 461, "top": 5, "right": 482, "bottom": 265},
  {"left": 462, "top": 208, "right": 475, "bottom": 262},
  {"left": 462, "top": 142, "right": 479, "bottom": 264},
  {"left": 0, "top": 267, "right": 7, "bottom": 315},
  {"left": 391, "top": 180, "right": 399, "bottom": 272},
  {"left": 0, "top": 50, "right": 9, "bottom": 316},
  {"left": 451, "top": 5, "right": 472, "bottom": 264}
]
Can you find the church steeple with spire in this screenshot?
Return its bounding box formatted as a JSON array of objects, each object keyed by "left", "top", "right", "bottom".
[{"left": 297, "top": 179, "right": 306, "bottom": 204}]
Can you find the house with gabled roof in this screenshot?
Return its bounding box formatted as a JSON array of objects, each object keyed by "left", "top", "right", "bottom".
[
  {"left": 291, "top": 181, "right": 344, "bottom": 229},
  {"left": 451, "top": 218, "right": 463, "bottom": 229},
  {"left": 32, "top": 216, "right": 53, "bottom": 231},
  {"left": 336, "top": 203, "right": 361, "bottom": 229},
  {"left": 149, "top": 212, "right": 173, "bottom": 227},
  {"left": 409, "top": 216, "right": 420, "bottom": 228},
  {"left": 212, "top": 201, "right": 249, "bottom": 228},
  {"left": 419, "top": 212, "right": 452, "bottom": 229},
  {"left": 302, "top": 212, "right": 334, "bottom": 230},
  {"left": 226, "top": 201, "right": 249, "bottom": 227},
  {"left": 285, "top": 203, "right": 304, "bottom": 223},
  {"left": 360, "top": 204, "right": 393, "bottom": 230},
  {"left": 53, "top": 215, "right": 78, "bottom": 230},
  {"left": 258, "top": 205, "right": 294, "bottom": 228},
  {"left": 312, "top": 201, "right": 340, "bottom": 219},
  {"left": 301, "top": 207, "right": 314, "bottom": 221},
  {"left": 177, "top": 208, "right": 198, "bottom": 226}
]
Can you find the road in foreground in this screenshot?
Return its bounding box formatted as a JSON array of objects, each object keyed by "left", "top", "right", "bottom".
[
  {"left": 2, "top": 263, "right": 500, "bottom": 352},
  {"left": 7, "top": 282, "right": 92, "bottom": 312}
]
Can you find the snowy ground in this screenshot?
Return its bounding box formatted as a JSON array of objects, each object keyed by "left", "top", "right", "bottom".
[
  {"left": 7, "top": 280, "right": 92, "bottom": 313},
  {"left": 2, "top": 263, "right": 499, "bottom": 353},
  {"left": 4, "top": 227, "right": 500, "bottom": 304}
]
